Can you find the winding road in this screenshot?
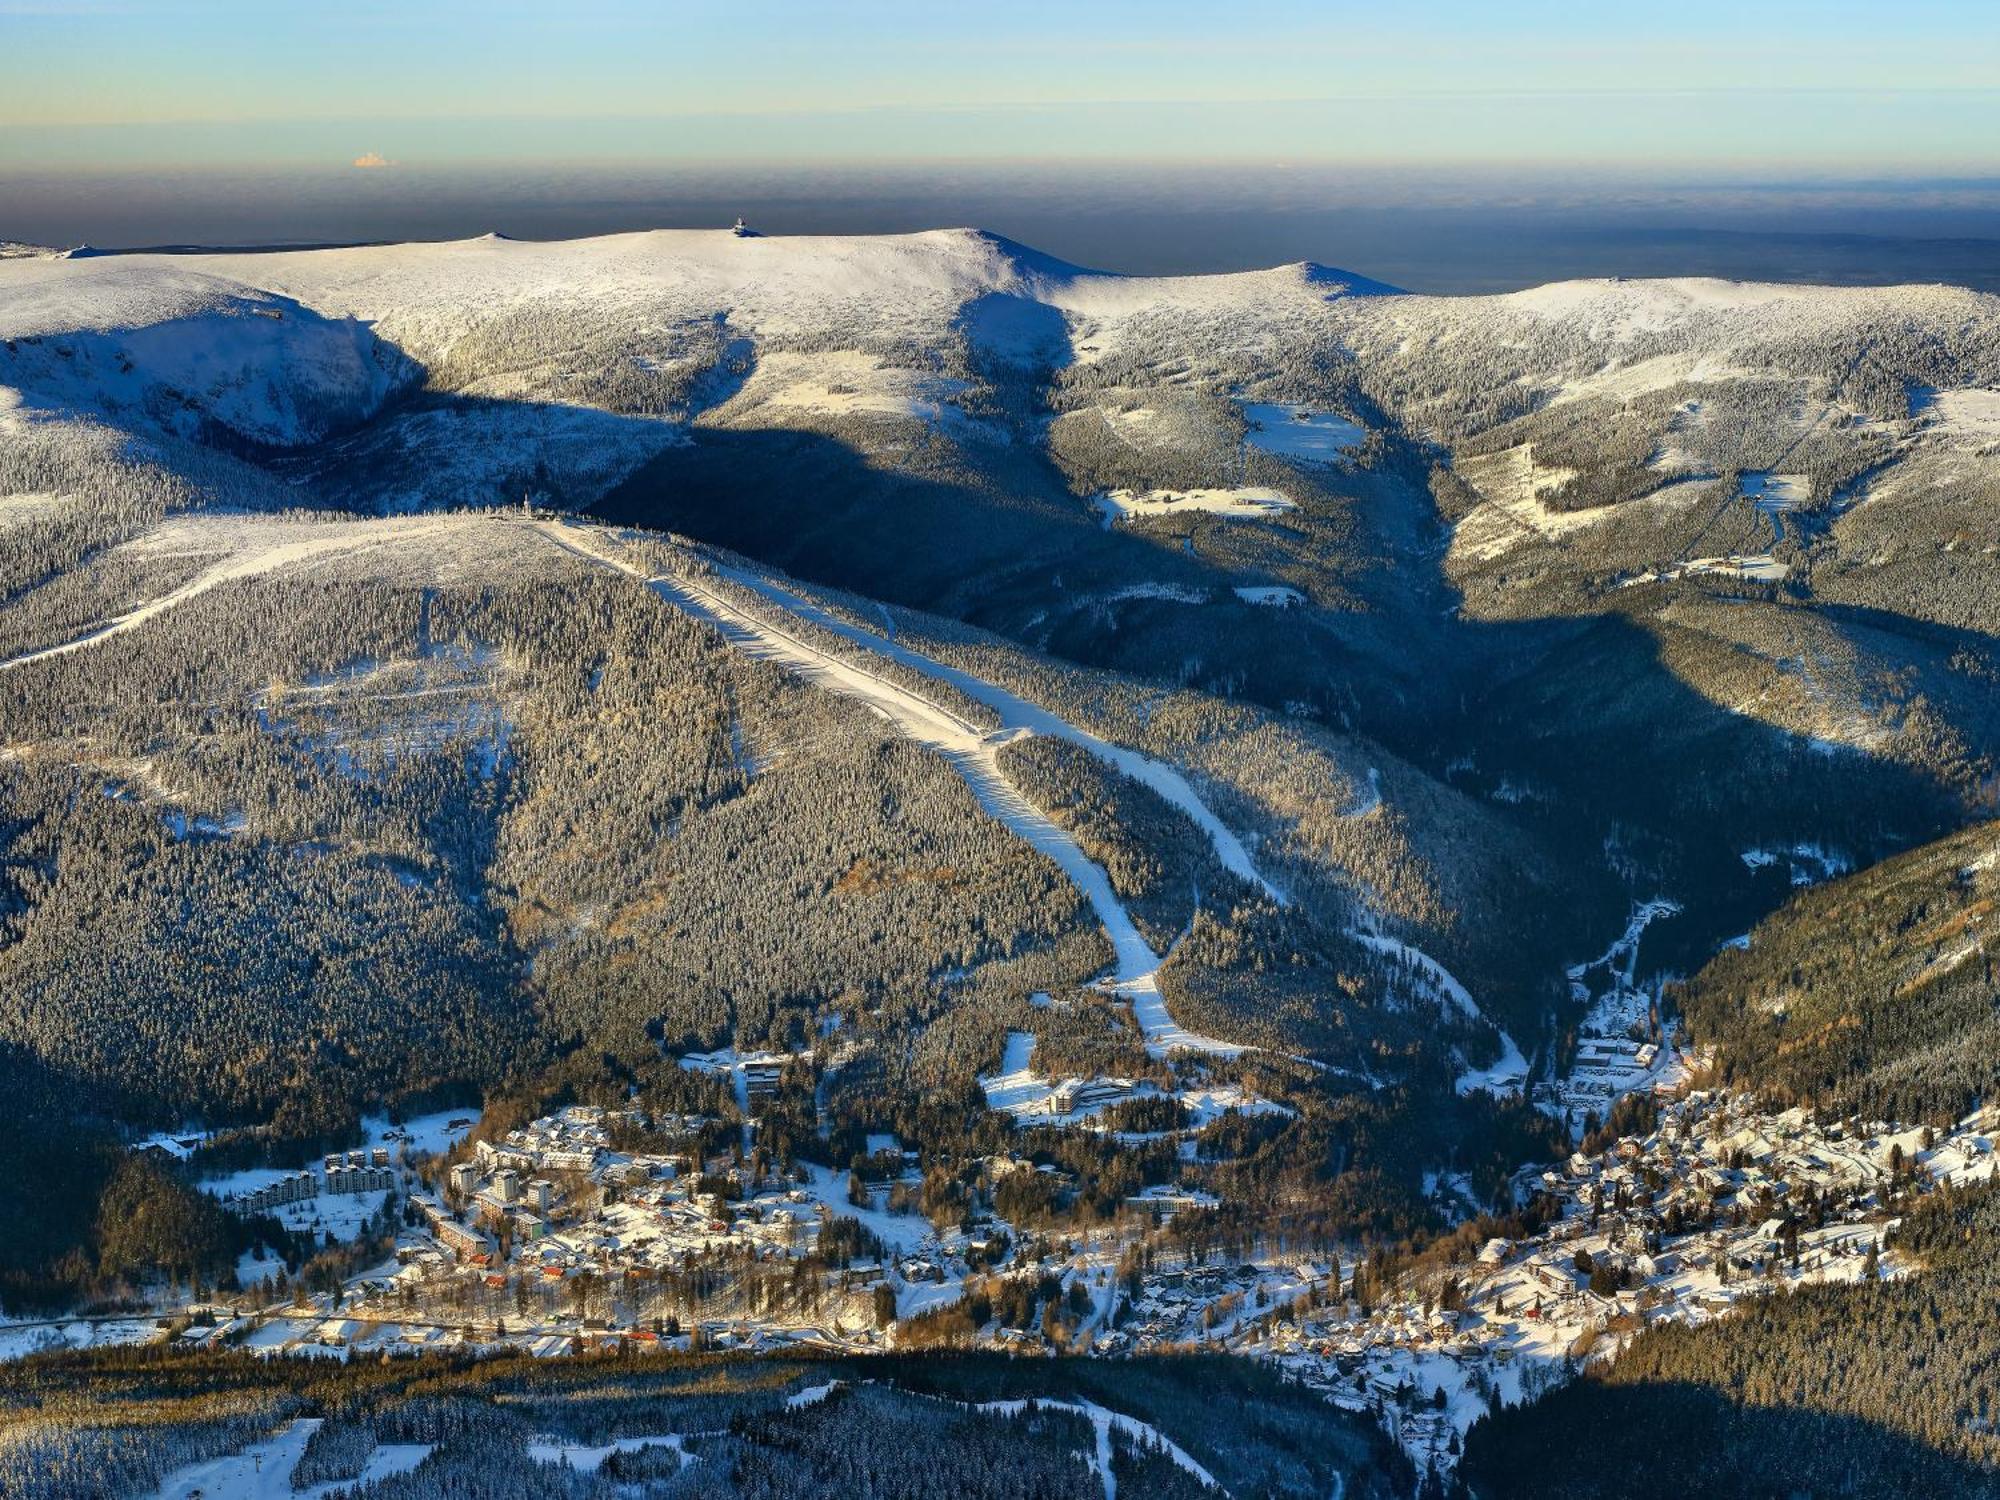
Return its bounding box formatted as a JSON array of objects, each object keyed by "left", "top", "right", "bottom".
[{"left": 0, "top": 518, "right": 461, "bottom": 674}]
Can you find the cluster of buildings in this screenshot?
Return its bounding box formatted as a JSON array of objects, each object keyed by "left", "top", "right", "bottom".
[
  {"left": 228, "top": 1170, "right": 322, "bottom": 1215},
  {"left": 125, "top": 1075, "right": 1977, "bottom": 1500},
  {"left": 1534, "top": 900, "right": 1691, "bottom": 1125},
  {"left": 223, "top": 1149, "right": 397, "bottom": 1216},
  {"left": 395, "top": 1105, "right": 835, "bottom": 1283},
  {"left": 679, "top": 1048, "right": 790, "bottom": 1104},
  {"left": 325, "top": 1148, "right": 396, "bottom": 1195},
  {"left": 152, "top": 963, "right": 1995, "bottom": 1492},
  {"left": 409, "top": 1195, "right": 494, "bottom": 1263},
  {"left": 198, "top": 1047, "right": 1992, "bottom": 1490},
  {"left": 1038, "top": 1076, "right": 1137, "bottom": 1117},
  {"left": 451, "top": 1161, "right": 557, "bottom": 1239},
  {"left": 1252, "top": 1090, "right": 2000, "bottom": 1473},
  {"left": 1118, "top": 1259, "right": 1330, "bottom": 1352},
  {"left": 292, "top": 1108, "right": 1079, "bottom": 1356},
  {"left": 472, "top": 1109, "right": 624, "bottom": 1176}
]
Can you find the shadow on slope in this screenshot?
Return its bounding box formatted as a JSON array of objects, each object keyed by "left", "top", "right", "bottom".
[
  {"left": 590, "top": 418, "right": 1395, "bottom": 673},
  {"left": 1460, "top": 1379, "right": 2000, "bottom": 1500},
  {"left": 592, "top": 410, "right": 1966, "bottom": 1041},
  {"left": 16, "top": 308, "right": 1970, "bottom": 1074}
]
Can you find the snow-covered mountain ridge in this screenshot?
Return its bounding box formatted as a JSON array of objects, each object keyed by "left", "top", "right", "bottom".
[{"left": 9, "top": 229, "right": 1989, "bottom": 429}]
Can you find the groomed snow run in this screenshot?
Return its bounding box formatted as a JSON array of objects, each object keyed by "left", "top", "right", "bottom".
[
  {"left": 148, "top": 1417, "right": 323, "bottom": 1500},
  {"left": 297, "top": 1443, "right": 434, "bottom": 1498},
  {"left": 702, "top": 558, "right": 1283, "bottom": 906},
  {"left": 534, "top": 521, "right": 1252, "bottom": 1059}
]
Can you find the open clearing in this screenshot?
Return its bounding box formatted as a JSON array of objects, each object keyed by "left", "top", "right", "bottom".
[
  {"left": 1241, "top": 401, "right": 1365, "bottom": 461},
  {"left": 1092, "top": 486, "right": 1296, "bottom": 527}
]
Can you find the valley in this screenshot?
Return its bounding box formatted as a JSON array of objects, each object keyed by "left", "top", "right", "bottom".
[{"left": 1, "top": 227, "right": 1998, "bottom": 1498}]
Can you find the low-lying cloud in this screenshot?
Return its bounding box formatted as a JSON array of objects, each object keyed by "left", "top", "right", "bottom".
[{"left": 352, "top": 151, "right": 394, "bottom": 169}]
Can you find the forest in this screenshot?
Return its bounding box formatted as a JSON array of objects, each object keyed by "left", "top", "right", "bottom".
[
  {"left": 0, "top": 1346, "right": 1407, "bottom": 1500},
  {"left": 1674, "top": 819, "right": 2000, "bottom": 1125},
  {"left": 5, "top": 230, "right": 2000, "bottom": 1493}
]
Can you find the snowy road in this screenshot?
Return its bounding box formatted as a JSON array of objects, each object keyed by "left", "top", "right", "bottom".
[
  {"left": 0, "top": 518, "right": 460, "bottom": 673},
  {"left": 537, "top": 521, "right": 1248, "bottom": 1058}
]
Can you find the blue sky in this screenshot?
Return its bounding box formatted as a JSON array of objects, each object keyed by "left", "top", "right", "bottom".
[{"left": 4, "top": 0, "right": 1999, "bottom": 171}]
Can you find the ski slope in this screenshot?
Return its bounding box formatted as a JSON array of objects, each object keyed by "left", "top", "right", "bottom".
[
  {"left": 550, "top": 521, "right": 1530, "bottom": 1073},
  {"left": 143, "top": 1416, "right": 434, "bottom": 1500},
  {"left": 148, "top": 1417, "right": 321, "bottom": 1500},
  {"left": 538, "top": 520, "right": 1250, "bottom": 1058},
  {"left": 707, "top": 561, "right": 1285, "bottom": 907}
]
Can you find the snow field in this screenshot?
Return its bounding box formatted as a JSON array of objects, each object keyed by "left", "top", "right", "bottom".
[
  {"left": 527, "top": 1433, "right": 688, "bottom": 1473},
  {"left": 1240, "top": 402, "right": 1365, "bottom": 461},
  {"left": 1093, "top": 486, "right": 1296, "bottom": 527},
  {"left": 1920, "top": 387, "right": 2000, "bottom": 446}
]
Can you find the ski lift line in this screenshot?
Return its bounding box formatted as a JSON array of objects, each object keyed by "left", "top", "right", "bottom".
[{"left": 1674, "top": 340, "right": 1881, "bottom": 567}]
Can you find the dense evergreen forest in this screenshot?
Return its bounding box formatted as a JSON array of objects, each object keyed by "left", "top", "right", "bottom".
[
  {"left": 0, "top": 1347, "right": 1407, "bottom": 1500},
  {"left": 7, "top": 230, "right": 2000, "bottom": 1492},
  {"left": 0, "top": 519, "right": 1558, "bottom": 1312},
  {"left": 1675, "top": 819, "right": 2000, "bottom": 1125}
]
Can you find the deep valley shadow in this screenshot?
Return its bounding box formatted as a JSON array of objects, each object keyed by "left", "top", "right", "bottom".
[
  {"left": 589, "top": 411, "right": 1969, "bottom": 1040},
  {"left": 1460, "top": 1377, "right": 2000, "bottom": 1499}
]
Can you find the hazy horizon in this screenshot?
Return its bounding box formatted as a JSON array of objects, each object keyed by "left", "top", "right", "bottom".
[
  {"left": 8, "top": 1, "right": 1997, "bottom": 290},
  {"left": 8, "top": 162, "right": 2000, "bottom": 294}
]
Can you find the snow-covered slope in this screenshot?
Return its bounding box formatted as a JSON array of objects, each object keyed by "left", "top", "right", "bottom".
[
  {"left": 0, "top": 229, "right": 1392, "bottom": 413},
  {"left": 7, "top": 232, "right": 1992, "bottom": 424},
  {"left": 5, "top": 226, "right": 1995, "bottom": 1008},
  {"left": 7, "top": 228, "right": 1993, "bottom": 495},
  {"left": 0, "top": 266, "right": 412, "bottom": 447},
  {"left": 1341, "top": 272, "right": 2000, "bottom": 373}
]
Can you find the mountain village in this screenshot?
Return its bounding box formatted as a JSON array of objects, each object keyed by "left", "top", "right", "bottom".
[{"left": 23, "top": 1073, "right": 1981, "bottom": 1476}]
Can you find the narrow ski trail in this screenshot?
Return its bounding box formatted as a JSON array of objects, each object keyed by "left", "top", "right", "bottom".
[
  {"left": 637, "top": 536, "right": 1525, "bottom": 1084},
  {"left": 536, "top": 520, "right": 1251, "bottom": 1058},
  {"left": 709, "top": 561, "right": 1285, "bottom": 907}
]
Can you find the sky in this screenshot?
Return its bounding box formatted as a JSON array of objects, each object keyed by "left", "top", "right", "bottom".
[
  {"left": 6, "top": 0, "right": 2000, "bottom": 286},
  {"left": 4, "top": 0, "right": 2000, "bottom": 172}
]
